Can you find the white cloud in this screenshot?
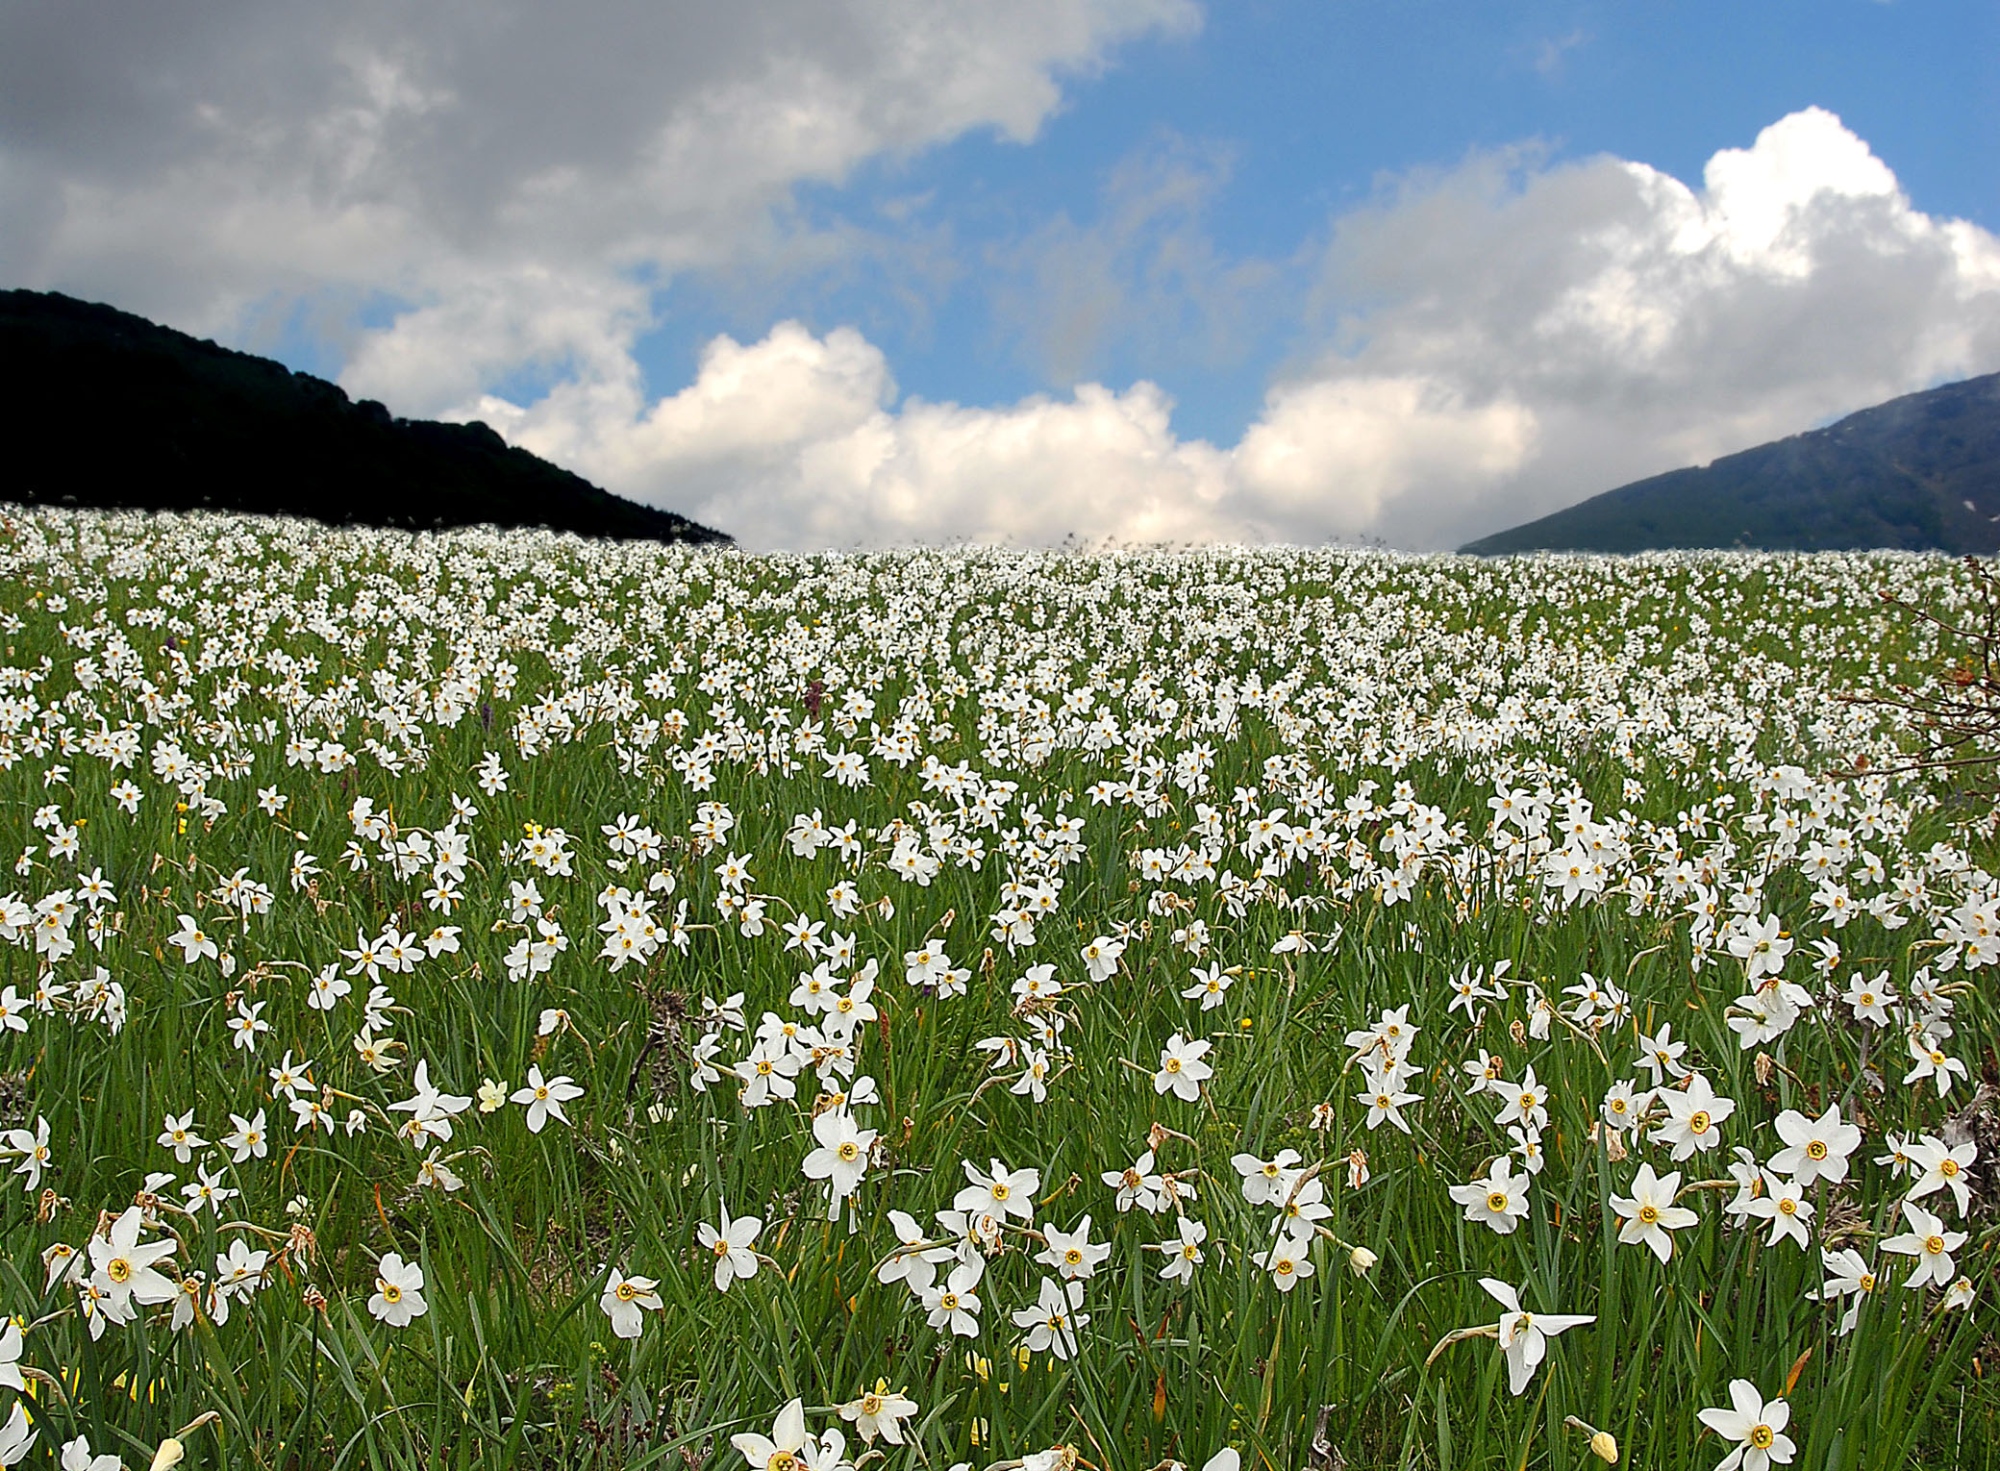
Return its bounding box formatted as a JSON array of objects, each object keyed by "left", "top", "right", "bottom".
[
  {"left": 9, "top": 16, "right": 1995, "bottom": 555},
  {"left": 0, "top": 0, "right": 1197, "bottom": 408},
  {"left": 476, "top": 108, "right": 2000, "bottom": 548}
]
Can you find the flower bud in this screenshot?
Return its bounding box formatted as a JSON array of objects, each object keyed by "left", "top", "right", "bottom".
[
  {"left": 1589, "top": 1431, "right": 1619, "bottom": 1464},
  {"left": 1348, "top": 1246, "right": 1378, "bottom": 1276},
  {"left": 150, "top": 1439, "right": 186, "bottom": 1471}
]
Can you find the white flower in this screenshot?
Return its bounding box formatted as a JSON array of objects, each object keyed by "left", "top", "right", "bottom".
[
  {"left": 921, "top": 1257, "right": 984, "bottom": 1336},
  {"left": 1255, "top": 1230, "right": 1315, "bottom": 1291},
  {"left": 1726, "top": 915, "right": 1793, "bottom": 980},
  {"left": 1103, "top": 1150, "right": 1165, "bottom": 1213},
  {"left": 803, "top": 1109, "right": 877, "bottom": 1204},
  {"left": 1230, "top": 1149, "right": 1303, "bottom": 1207},
  {"left": 1743, "top": 1171, "right": 1813, "bottom": 1250},
  {"left": 731, "top": 1398, "right": 810, "bottom": 1471},
  {"left": 1080, "top": 934, "right": 1125, "bottom": 982},
  {"left": 1478, "top": 1278, "right": 1593, "bottom": 1396},
  {"left": 1768, "top": 1103, "right": 1862, "bottom": 1187},
  {"left": 1154, "top": 1032, "right": 1214, "bottom": 1101},
  {"left": 89, "top": 1205, "right": 178, "bottom": 1322},
  {"left": 1037, "top": 1214, "right": 1111, "bottom": 1280},
  {"left": 0, "top": 1404, "right": 37, "bottom": 1468},
  {"left": 1011, "top": 1275, "right": 1090, "bottom": 1359},
  {"left": 1156, "top": 1217, "right": 1208, "bottom": 1282},
  {"left": 510, "top": 1066, "right": 583, "bottom": 1133},
  {"left": 699, "top": 1203, "right": 764, "bottom": 1291},
  {"left": 600, "top": 1268, "right": 663, "bottom": 1339},
  {"left": 168, "top": 913, "right": 217, "bottom": 964},
  {"left": 838, "top": 1383, "right": 919, "bottom": 1444},
  {"left": 1608, "top": 1164, "right": 1698, "bottom": 1263},
  {"left": 1448, "top": 1156, "right": 1530, "bottom": 1235},
  {"left": 954, "top": 1158, "right": 1038, "bottom": 1222},
  {"left": 368, "top": 1252, "right": 428, "bottom": 1327},
  {"left": 1880, "top": 1200, "right": 1967, "bottom": 1290},
  {"left": 1652, "top": 1074, "right": 1735, "bottom": 1161},
  {"left": 1906, "top": 1133, "right": 1977, "bottom": 1215},
  {"left": 60, "top": 1433, "right": 123, "bottom": 1471},
  {"left": 0, "top": 1322, "right": 22, "bottom": 1393},
  {"left": 1695, "top": 1379, "right": 1795, "bottom": 1471},
  {"left": 1811, "top": 1247, "right": 1877, "bottom": 1336}
]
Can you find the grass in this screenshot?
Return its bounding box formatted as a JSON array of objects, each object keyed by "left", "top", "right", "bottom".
[{"left": 0, "top": 509, "right": 1994, "bottom": 1469}]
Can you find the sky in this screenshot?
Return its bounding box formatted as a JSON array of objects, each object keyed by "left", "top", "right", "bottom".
[{"left": 4, "top": 1, "right": 1998, "bottom": 550}]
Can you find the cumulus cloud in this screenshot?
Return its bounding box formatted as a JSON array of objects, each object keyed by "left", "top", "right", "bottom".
[
  {"left": 1308, "top": 107, "right": 2000, "bottom": 545},
  {"left": 478, "top": 107, "right": 2000, "bottom": 548},
  {"left": 0, "top": 0, "right": 1197, "bottom": 407},
  {"left": 8, "top": 10, "right": 1996, "bottom": 555}
]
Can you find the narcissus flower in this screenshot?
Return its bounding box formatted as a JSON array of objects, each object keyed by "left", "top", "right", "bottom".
[
  {"left": 803, "top": 1108, "right": 876, "bottom": 1204},
  {"left": 1609, "top": 1164, "right": 1698, "bottom": 1263},
  {"left": 1478, "top": 1278, "right": 1593, "bottom": 1396},
  {"left": 510, "top": 1065, "right": 583, "bottom": 1133},
  {"left": 1012, "top": 1274, "right": 1090, "bottom": 1359},
  {"left": 1449, "top": 1156, "right": 1531, "bottom": 1235},
  {"left": 1154, "top": 1032, "right": 1214, "bottom": 1101},
  {"left": 839, "top": 1382, "right": 919, "bottom": 1444},
  {"left": 698, "top": 1202, "right": 764, "bottom": 1291},
  {"left": 1880, "top": 1200, "right": 1966, "bottom": 1289},
  {"left": 1696, "top": 1380, "right": 1794, "bottom": 1471},
  {"left": 367, "top": 1252, "right": 428, "bottom": 1327},
  {"left": 1768, "top": 1103, "right": 1861, "bottom": 1187},
  {"left": 600, "top": 1268, "right": 663, "bottom": 1339},
  {"left": 89, "top": 1205, "right": 178, "bottom": 1323}
]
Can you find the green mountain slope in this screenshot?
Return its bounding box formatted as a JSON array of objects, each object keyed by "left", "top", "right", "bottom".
[
  {"left": 1461, "top": 371, "right": 2000, "bottom": 555},
  {"left": 0, "top": 289, "right": 727, "bottom": 544}
]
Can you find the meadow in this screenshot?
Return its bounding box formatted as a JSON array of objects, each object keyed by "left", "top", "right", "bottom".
[{"left": 0, "top": 506, "right": 1994, "bottom": 1469}]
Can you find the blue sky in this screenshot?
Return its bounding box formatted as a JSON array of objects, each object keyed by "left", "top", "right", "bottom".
[
  {"left": 4, "top": 0, "right": 1997, "bottom": 546},
  {"left": 630, "top": 1, "right": 1997, "bottom": 447}
]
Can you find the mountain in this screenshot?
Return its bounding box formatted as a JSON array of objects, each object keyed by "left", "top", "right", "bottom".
[
  {"left": 1460, "top": 371, "right": 2000, "bottom": 555},
  {"left": 0, "top": 289, "right": 727, "bottom": 544}
]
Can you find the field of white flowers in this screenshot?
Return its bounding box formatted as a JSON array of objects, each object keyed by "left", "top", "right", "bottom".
[{"left": 0, "top": 506, "right": 1995, "bottom": 1470}]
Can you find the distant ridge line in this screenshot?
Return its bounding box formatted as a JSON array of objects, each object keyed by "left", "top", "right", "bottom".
[
  {"left": 1460, "top": 371, "right": 2000, "bottom": 555},
  {"left": 0, "top": 289, "right": 729, "bottom": 546}
]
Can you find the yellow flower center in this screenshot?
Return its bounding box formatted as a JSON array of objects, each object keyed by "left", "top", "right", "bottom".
[
  {"left": 860, "top": 1394, "right": 883, "bottom": 1415},
  {"left": 1806, "top": 1140, "right": 1828, "bottom": 1160},
  {"left": 1274, "top": 1258, "right": 1294, "bottom": 1276},
  {"left": 1925, "top": 1235, "right": 1946, "bottom": 1256},
  {"left": 1749, "top": 1425, "right": 1774, "bottom": 1451},
  {"left": 106, "top": 1257, "right": 132, "bottom": 1284},
  {"left": 1164, "top": 1058, "right": 1182, "bottom": 1073},
  {"left": 1688, "top": 1110, "right": 1711, "bottom": 1135},
  {"left": 1064, "top": 1248, "right": 1083, "bottom": 1265},
  {"left": 1487, "top": 1190, "right": 1511, "bottom": 1213},
  {"left": 939, "top": 1292, "right": 959, "bottom": 1311},
  {"left": 381, "top": 1282, "right": 402, "bottom": 1303},
  {"left": 1778, "top": 1198, "right": 1797, "bottom": 1216},
  {"left": 1638, "top": 1204, "right": 1660, "bottom": 1225},
  {"left": 837, "top": 1141, "right": 861, "bottom": 1162},
  {"left": 990, "top": 1183, "right": 1010, "bottom": 1201},
  {"left": 1942, "top": 1159, "right": 1960, "bottom": 1177},
  {"left": 768, "top": 1453, "right": 799, "bottom": 1471},
  {"left": 616, "top": 1281, "right": 639, "bottom": 1301}
]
